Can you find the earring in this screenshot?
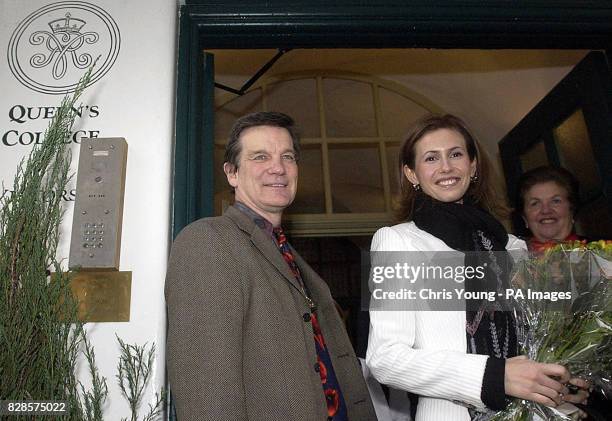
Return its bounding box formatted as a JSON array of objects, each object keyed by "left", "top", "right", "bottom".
[
  {"left": 470, "top": 174, "right": 478, "bottom": 184},
  {"left": 412, "top": 183, "right": 421, "bottom": 191}
]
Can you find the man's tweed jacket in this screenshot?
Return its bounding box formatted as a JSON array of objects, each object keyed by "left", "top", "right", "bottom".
[{"left": 165, "top": 205, "right": 376, "bottom": 420}]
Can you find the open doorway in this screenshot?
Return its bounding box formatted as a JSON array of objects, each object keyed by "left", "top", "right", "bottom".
[{"left": 207, "top": 48, "right": 606, "bottom": 351}]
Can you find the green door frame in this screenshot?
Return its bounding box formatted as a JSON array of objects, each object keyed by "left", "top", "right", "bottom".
[{"left": 173, "top": 1, "right": 612, "bottom": 238}]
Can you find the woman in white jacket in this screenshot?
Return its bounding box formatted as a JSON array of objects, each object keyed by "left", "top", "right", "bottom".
[{"left": 366, "top": 114, "right": 588, "bottom": 421}]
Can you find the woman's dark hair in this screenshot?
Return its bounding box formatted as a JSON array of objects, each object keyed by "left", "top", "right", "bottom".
[
  {"left": 516, "top": 165, "right": 580, "bottom": 216},
  {"left": 396, "top": 114, "right": 508, "bottom": 222}
]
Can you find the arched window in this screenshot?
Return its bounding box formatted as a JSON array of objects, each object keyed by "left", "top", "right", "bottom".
[{"left": 214, "top": 71, "right": 444, "bottom": 236}]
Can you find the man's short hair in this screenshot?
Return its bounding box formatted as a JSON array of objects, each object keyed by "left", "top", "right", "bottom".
[{"left": 224, "top": 111, "right": 301, "bottom": 170}]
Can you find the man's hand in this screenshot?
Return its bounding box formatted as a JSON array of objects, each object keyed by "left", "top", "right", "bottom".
[{"left": 562, "top": 377, "right": 590, "bottom": 405}]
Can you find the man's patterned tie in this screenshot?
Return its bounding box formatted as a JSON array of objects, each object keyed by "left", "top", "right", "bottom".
[
  {"left": 273, "top": 227, "right": 348, "bottom": 420},
  {"left": 273, "top": 227, "right": 303, "bottom": 286}
]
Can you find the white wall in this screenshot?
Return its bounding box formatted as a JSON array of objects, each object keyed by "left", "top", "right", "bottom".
[
  {"left": 383, "top": 67, "right": 578, "bottom": 161},
  {"left": 0, "top": 0, "right": 177, "bottom": 418}
]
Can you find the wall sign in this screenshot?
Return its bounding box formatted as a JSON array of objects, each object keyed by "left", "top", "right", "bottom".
[{"left": 8, "top": 1, "right": 120, "bottom": 94}]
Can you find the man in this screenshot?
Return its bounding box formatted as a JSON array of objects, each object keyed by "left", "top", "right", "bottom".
[{"left": 165, "top": 112, "right": 376, "bottom": 421}]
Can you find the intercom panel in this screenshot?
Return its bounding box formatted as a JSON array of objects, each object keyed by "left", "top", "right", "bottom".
[{"left": 69, "top": 137, "right": 128, "bottom": 270}]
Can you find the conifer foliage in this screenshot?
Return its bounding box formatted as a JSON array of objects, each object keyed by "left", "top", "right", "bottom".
[{"left": 0, "top": 67, "right": 107, "bottom": 420}]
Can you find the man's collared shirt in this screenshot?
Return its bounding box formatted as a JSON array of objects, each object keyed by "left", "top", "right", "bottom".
[{"left": 234, "top": 201, "right": 275, "bottom": 239}]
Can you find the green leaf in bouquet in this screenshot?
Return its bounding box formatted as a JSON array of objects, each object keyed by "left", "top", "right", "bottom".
[{"left": 491, "top": 241, "right": 612, "bottom": 421}]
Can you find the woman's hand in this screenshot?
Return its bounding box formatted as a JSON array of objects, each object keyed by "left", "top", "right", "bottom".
[{"left": 504, "top": 355, "right": 572, "bottom": 407}]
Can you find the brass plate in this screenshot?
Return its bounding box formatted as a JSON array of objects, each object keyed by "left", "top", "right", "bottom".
[{"left": 69, "top": 271, "right": 132, "bottom": 322}]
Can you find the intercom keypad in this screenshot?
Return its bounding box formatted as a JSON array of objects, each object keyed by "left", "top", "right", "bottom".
[{"left": 69, "top": 138, "right": 127, "bottom": 270}]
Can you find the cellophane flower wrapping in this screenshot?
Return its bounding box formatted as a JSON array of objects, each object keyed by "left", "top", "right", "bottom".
[{"left": 490, "top": 241, "right": 612, "bottom": 421}]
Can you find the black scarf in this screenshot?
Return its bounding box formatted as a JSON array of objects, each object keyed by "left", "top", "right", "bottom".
[{"left": 412, "top": 194, "right": 517, "bottom": 359}]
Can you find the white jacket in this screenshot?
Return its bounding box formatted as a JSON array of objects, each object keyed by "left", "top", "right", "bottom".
[{"left": 366, "top": 221, "right": 526, "bottom": 421}]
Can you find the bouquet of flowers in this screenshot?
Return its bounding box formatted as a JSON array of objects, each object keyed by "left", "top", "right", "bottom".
[{"left": 491, "top": 240, "right": 612, "bottom": 421}]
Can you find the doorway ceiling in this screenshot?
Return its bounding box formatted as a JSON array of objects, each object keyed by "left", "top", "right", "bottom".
[{"left": 209, "top": 48, "right": 590, "bottom": 159}]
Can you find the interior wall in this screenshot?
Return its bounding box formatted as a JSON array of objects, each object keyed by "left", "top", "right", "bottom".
[
  {"left": 0, "top": 0, "right": 178, "bottom": 417},
  {"left": 211, "top": 48, "right": 589, "bottom": 168}
]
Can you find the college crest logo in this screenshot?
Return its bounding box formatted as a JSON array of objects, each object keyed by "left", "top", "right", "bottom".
[{"left": 8, "top": 1, "right": 120, "bottom": 94}]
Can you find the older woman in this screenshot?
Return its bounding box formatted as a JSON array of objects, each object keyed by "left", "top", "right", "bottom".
[
  {"left": 516, "top": 166, "right": 582, "bottom": 251},
  {"left": 366, "top": 115, "right": 588, "bottom": 421},
  {"left": 518, "top": 168, "right": 611, "bottom": 419}
]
